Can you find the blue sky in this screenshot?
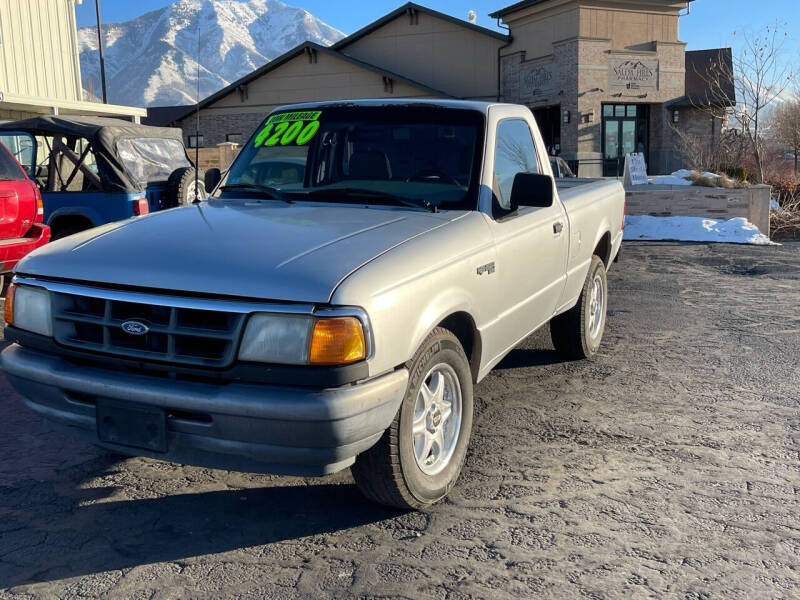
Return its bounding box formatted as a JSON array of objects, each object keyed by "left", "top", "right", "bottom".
[{"left": 77, "top": 0, "right": 799, "bottom": 62}]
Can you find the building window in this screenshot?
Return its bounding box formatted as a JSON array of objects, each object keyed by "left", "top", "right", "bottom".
[
  {"left": 188, "top": 134, "right": 203, "bottom": 148},
  {"left": 226, "top": 133, "right": 242, "bottom": 143}
]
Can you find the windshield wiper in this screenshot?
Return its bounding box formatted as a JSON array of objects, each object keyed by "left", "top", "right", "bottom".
[
  {"left": 219, "top": 184, "right": 293, "bottom": 204},
  {"left": 305, "top": 187, "right": 437, "bottom": 213}
]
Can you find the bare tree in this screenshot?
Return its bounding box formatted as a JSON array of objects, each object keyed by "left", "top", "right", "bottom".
[
  {"left": 672, "top": 125, "right": 749, "bottom": 176},
  {"left": 692, "top": 23, "right": 793, "bottom": 183},
  {"left": 772, "top": 94, "right": 800, "bottom": 174}
]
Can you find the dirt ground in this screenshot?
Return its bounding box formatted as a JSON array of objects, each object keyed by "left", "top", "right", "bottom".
[{"left": 1, "top": 242, "right": 798, "bottom": 600}]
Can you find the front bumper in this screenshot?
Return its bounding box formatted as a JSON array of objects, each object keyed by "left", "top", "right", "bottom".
[{"left": 1, "top": 344, "right": 408, "bottom": 476}]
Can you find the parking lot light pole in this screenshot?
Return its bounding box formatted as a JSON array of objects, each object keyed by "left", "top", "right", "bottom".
[{"left": 95, "top": 0, "right": 108, "bottom": 104}]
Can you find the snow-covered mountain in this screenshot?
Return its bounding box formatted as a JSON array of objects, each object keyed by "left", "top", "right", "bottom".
[{"left": 78, "top": 0, "right": 345, "bottom": 107}]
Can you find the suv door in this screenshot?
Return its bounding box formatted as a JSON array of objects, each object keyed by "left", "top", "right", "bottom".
[
  {"left": 0, "top": 142, "right": 37, "bottom": 240},
  {"left": 486, "top": 118, "right": 568, "bottom": 350}
]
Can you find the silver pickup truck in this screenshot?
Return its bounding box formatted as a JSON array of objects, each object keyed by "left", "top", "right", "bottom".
[{"left": 2, "top": 100, "right": 624, "bottom": 509}]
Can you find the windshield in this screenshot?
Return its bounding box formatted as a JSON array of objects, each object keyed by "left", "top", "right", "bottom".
[
  {"left": 117, "top": 137, "right": 191, "bottom": 185},
  {"left": 216, "top": 106, "right": 485, "bottom": 210}
]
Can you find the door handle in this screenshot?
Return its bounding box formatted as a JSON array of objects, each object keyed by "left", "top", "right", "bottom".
[{"left": 553, "top": 222, "right": 564, "bottom": 235}]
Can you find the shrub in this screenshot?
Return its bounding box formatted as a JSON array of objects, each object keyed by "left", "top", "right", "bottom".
[
  {"left": 723, "top": 166, "right": 750, "bottom": 182},
  {"left": 687, "top": 171, "right": 746, "bottom": 189},
  {"left": 767, "top": 175, "right": 800, "bottom": 207},
  {"left": 768, "top": 175, "right": 800, "bottom": 240},
  {"left": 770, "top": 198, "right": 800, "bottom": 240}
]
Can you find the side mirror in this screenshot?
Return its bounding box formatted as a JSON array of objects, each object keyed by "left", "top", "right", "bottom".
[
  {"left": 509, "top": 172, "right": 554, "bottom": 211},
  {"left": 204, "top": 168, "right": 222, "bottom": 192}
]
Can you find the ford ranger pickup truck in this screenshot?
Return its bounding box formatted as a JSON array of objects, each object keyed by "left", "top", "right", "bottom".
[{"left": 2, "top": 100, "right": 624, "bottom": 509}]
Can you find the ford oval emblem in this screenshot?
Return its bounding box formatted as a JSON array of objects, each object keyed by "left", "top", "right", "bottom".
[{"left": 121, "top": 320, "right": 150, "bottom": 336}]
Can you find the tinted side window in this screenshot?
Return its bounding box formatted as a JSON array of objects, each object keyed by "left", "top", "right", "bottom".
[
  {"left": 0, "top": 145, "right": 25, "bottom": 181},
  {"left": 493, "top": 119, "right": 538, "bottom": 210}
]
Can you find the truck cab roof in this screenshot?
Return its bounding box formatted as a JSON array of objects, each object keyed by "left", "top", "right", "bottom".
[{"left": 271, "top": 98, "right": 514, "bottom": 114}]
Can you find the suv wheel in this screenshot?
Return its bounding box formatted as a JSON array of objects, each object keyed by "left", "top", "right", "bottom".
[
  {"left": 166, "top": 167, "right": 206, "bottom": 207},
  {"left": 351, "top": 328, "right": 474, "bottom": 509}
]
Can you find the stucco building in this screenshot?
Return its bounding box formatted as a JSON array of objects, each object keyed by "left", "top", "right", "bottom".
[
  {"left": 162, "top": 0, "right": 732, "bottom": 176},
  {"left": 0, "top": 0, "right": 145, "bottom": 122}
]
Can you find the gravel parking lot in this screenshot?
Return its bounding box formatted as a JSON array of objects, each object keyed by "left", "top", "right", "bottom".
[{"left": 1, "top": 242, "right": 798, "bottom": 600}]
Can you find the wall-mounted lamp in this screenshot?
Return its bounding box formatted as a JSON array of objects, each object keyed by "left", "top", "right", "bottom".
[
  {"left": 563, "top": 109, "right": 571, "bottom": 124},
  {"left": 588, "top": 109, "right": 595, "bottom": 123},
  {"left": 672, "top": 109, "right": 680, "bottom": 123}
]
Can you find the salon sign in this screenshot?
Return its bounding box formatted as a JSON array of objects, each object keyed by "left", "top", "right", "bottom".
[{"left": 609, "top": 59, "right": 659, "bottom": 90}]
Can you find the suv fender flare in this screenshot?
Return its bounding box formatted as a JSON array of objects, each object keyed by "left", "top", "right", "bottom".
[{"left": 47, "top": 207, "right": 101, "bottom": 227}]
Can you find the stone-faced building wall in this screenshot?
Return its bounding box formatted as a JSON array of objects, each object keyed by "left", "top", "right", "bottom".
[{"left": 495, "top": 0, "right": 695, "bottom": 176}]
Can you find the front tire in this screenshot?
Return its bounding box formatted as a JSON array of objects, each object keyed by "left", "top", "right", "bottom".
[
  {"left": 550, "top": 255, "right": 608, "bottom": 360},
  {"left": 352, "top": 328, "right": 474, "bottom": 510}
]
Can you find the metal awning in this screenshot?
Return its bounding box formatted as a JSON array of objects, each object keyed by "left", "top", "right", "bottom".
[{"left": 0, "top": 92, "right": 146, "bottom": 121}]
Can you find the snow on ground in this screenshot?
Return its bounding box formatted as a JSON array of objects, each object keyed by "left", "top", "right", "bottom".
[
  {"left": 770, "top": 198, "right": 783, "bottom": 212},
  {"left": 625, "top": 216, "right": 774, "bottom": 245}
]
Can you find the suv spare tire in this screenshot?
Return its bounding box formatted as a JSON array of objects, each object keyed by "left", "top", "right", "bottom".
[{"left": 166, "top": 167, "right": 206, "bottom": 208}]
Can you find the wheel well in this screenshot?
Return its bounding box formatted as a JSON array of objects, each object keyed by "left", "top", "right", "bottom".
[
  {"left": 438, "top": 312, "right": 481, "bottom": 383},
  {"left": 594, "top": 232, "right": 612, "bottom": 266},
  {"left": 49, "top": 215, "right": 93, "bottom": 239}
]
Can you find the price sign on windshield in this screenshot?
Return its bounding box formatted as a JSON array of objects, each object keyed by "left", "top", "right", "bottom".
[{"left": 254, "top": 111, "right": 322, "bottom": 148}]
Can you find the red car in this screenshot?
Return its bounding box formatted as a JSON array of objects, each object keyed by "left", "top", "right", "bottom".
[{"left": 0, "top": 142, "right": 50, "bottom": 285}]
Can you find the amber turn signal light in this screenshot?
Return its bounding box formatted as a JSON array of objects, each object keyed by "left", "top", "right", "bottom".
[
  {"left": 4, "top": 283, "right": 16, "bottom": 326},
  {"left": 309, "top": 317, "right": 366, "bottom": 365}
]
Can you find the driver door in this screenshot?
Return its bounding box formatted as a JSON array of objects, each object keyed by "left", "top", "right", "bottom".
[{"left": 486, "top": 119, "right": 568, "bottom": 351}]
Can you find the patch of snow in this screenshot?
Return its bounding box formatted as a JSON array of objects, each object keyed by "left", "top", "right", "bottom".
[
  {"left": 625, "top": 216, "right": 775, "bottom": 245},
  {"left": 648, "top": 169, "right": 740, "bottom": 187},
  {"left": 770, "top": 197, "right": 784, "bottom": 212},
  {"left": 650, "top": 174, "right": 693, "bottom": 185}
]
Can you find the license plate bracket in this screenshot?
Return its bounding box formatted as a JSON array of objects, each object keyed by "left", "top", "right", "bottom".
[{"left": 96, "top": 400, "right": 167, "bottom": 453}]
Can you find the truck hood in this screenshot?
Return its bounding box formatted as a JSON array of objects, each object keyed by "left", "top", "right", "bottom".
[{"left": 18, "top": 201, "right": 462, "bottom": 303}]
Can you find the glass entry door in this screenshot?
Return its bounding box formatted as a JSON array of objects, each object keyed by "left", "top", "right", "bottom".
[{"left": 602, "top": 105, "right": 648, "bottom": 177}]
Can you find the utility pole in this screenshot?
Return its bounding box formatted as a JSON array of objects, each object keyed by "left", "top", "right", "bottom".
[{"left": 95, "top": 0, "right": 108, "bottom": 103}]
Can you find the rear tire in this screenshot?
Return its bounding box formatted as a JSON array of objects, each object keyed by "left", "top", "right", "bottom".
[
  {"left": 352, "top": 328, "right": 474, "bottom": 510},
  {"left": 166, "top": 167, "right": 206, "bottom": 207},
  {"left": 550, "top": 255, "right": 608, "bottom": 360}
]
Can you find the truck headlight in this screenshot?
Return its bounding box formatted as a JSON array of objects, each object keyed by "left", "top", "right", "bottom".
[
  {"left": 5, "top": 284, "right": 53, "bottom": 337},
  {"left": 238, "top": 313, "right": 366, "bottom": 366}
]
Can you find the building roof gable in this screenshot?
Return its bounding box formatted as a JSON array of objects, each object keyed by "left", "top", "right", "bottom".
[
  {"left": 334, "top": 2, "right": 510, "bottom": 50},
  {"left": 171, "top": 41, "right": 454, "bottom": 123}
]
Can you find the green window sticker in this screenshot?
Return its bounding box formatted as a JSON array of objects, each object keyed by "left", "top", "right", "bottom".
[{"left": 254, "top": 111, "right": 322, "bottom": 148}]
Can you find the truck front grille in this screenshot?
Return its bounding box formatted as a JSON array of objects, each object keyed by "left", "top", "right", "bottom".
[{"left": 51, "top": 292, "right": 247, "bottom": 367}]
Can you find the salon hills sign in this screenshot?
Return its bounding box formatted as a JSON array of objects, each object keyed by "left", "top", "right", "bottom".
[{"left": 609, "top": 59, "right": 659, "bottom": 90}]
